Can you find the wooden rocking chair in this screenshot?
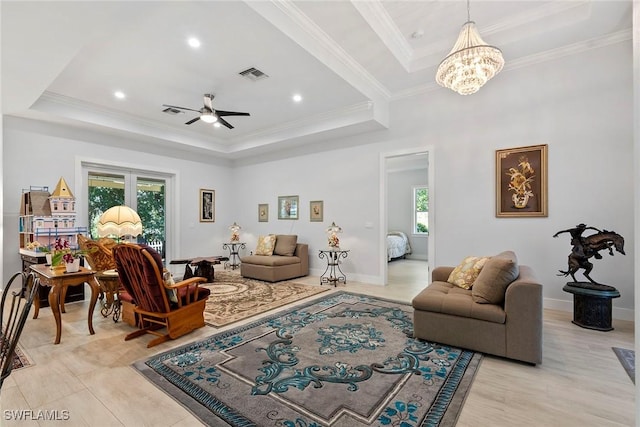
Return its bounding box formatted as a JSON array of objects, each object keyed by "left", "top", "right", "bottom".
[{"left": 112, "top": 243, "right": 210, "bottom": 348}]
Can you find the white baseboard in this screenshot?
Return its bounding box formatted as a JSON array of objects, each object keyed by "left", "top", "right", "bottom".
[{"left": 544, "top": 297, "right": 634, "bottom": 322}]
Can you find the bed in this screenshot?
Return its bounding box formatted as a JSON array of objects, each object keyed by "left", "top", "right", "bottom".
[{"left": 387, "top": 231, "right": 412, "bottom": 261}]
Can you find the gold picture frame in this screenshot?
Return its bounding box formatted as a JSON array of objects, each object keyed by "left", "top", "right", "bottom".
[
  {"left": 278, "top": 195, "right": 299, "bottom": 220},
  {"left": 310, "top": 200, "right": 323, "bottom": 222},
  {"left": 496, "top": 144, "right": 548, "bottom": 218},
  {"left": 258, "top": 203, "right": 269, "bottom": 222},
  {"left": 199, "top": 189, "right": 215, "bottom": 222}
]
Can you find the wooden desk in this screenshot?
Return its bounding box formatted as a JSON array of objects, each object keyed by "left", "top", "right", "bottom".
[{"left": 30, "top": 264, "right": 100, "bottom": 344}]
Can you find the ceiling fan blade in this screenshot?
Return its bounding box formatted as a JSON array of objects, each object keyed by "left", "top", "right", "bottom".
[
  {"left": 163, "top": 104, "right": 201, "bottom": 113},
  {"left": 185, "top": 116, "right": 200, "bottom": 125},
  {"left": 203, "top": 94, "right": 214, "bottom": 111},
  {"left": 215, "top": 110, "right": 250, "bottom": 117},
  {"left": 217, "top": 116, "right": 234, "bottom": 129}
]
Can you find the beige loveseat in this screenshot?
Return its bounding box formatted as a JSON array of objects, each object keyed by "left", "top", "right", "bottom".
[
  {"left": 412, "top": 251, "right": 543, "bottom": 365},
  {"left": 240, "top": 235, "right": 309, "bottom": 282}
]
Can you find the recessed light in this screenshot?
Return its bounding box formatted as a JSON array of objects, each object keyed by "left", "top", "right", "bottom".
[
  {"left": 114, "top": 91, "right": 126, "bottom": 99},
  {"left": 292, "top": 94, "right": 302, "bottom": 103},
  {"left": 213, "top": 122, "right": 222, "bottom": 128},
  {"left": 411, "top": 29, "right": 424, "bottom": 39},
  {"left": 188, "top": 37, "right": 201, "bottom": 48}
]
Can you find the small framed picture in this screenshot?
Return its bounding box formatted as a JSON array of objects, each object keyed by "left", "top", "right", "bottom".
[
  {"left": 496, "top": 144, "right": 548, "bottom": 217},
  {"left": 310, "top": 200, "right": 323, "bottom": 222},
  {"left": 278, "top": 195, "right": 299, "bottom": 220},
  {"left": 258, "top": 203, "right": 269, "bottom": 222},
  {"left": 199, "top": 189, "right": 215, "bottom": 222}
]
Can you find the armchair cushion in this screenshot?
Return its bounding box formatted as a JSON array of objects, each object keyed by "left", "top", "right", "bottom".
[
  {"left": 274, "top": 235, "right": 298, "bottom": 256},
  {"left": 472, "top": 251, "right": 519, "bottom": 304}
]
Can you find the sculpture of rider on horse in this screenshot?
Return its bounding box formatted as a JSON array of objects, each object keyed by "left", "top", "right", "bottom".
[{"left": 554, "top": 223, "right": 625, "bottom": 284}]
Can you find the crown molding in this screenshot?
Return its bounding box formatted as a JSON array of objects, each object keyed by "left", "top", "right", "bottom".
[
  {"left": 351, "top": 0, "right": 413, "bottom": 72},
  {"left": 35, "top": 91, "right": 228, "bottom": 152},
  {"left": 228, "top": 101, "right": 376, "bottom": 152},
  {"left": 505, "top": 28, "right": 632, "bottom": 72},
  {"left": 391, "top": 28, "right": 632, "bottom": 101},
  {"left": 245, "top": 0, "right": 391, "bottom": 110}
]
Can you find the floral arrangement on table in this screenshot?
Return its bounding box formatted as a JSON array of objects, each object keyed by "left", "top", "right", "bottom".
[
  {"left": 328, "top": 233, "right": 340, "bottom": 248},
  {"left": 44, "top": 238, "right": 93, "bottom": 267},
  {"left": 506, "top": 155, "right": 535, "bottom": 209},
  {"left": 230, "top": 232, "right": 240, "bottom": 242}
]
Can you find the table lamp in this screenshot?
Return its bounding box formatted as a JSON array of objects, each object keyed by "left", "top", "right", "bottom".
[
  {"left": 326, "top": 221, "right": 342, "bottom": 249},
  {"left": 229, "top": 222, "right": 241, "bottom": 242},
  {"left": 97, "top": 205, "right": 143, "bottom": 240}
]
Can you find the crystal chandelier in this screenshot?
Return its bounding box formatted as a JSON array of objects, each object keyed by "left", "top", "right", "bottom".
[{"left": 435, "top": 0, "right": 504, "bottom": 95}]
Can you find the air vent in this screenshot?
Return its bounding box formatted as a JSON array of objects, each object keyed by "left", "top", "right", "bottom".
[
  {"left": 239, "top": 67, "right": 269, "bottom": 81},
  {"left": 162, "top": 107, "right": 182, "bottom": 115}
]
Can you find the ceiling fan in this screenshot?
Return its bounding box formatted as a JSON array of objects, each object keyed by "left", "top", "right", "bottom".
[{"left": 162, "top": 94, "right": 250, "bottom": 129}]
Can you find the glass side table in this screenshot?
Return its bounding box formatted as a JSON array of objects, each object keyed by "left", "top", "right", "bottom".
[
  {"left": 318, "top": 248, "right": 349, "bottom": 287},
  {"left": 223, "top": 242, "right": 246, "bottom": 270}
]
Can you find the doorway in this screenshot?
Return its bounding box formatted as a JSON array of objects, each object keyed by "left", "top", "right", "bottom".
[
  {"left": 80, "top": 162, "right": 173, "bottom": 262},
  {"left": 380, "top": 148, "right": 434, "bottom": 286}
]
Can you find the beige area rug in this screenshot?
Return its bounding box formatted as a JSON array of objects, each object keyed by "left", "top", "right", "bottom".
[{"left": 202, "top": 270, "right": 329, "bottom": 327}]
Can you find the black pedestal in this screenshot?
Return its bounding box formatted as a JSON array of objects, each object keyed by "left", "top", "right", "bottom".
[{"left": 562, "top": 282, "right": 620, "bottom": 331}]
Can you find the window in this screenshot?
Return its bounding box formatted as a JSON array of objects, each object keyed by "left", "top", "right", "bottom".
[
  {"left": 84, "top": 165, "right": 170, "bottom": 261},
  {"left": 413, "top": 186, "right": 429, "bottom": 235}
]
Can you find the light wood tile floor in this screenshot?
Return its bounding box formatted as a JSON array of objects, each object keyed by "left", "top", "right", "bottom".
[{"left": 1, "top": 264, "right": 634, "bottom": 426}]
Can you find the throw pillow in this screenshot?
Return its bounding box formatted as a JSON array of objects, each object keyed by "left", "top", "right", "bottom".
[
  {"left": 447, "top": 256, "right": 490, "bottom": 289},
  {"left": 472, "top": 251, "right": 520, "bottom": 305},
  {"left": 274, "top": 235, "right": 298, "bottom": 256},
  {"left": 163, "top": 270, "right": 178, "bottom": 304},
  {"left": 255, "top": 235, "right": 276, "bottom": 256}
]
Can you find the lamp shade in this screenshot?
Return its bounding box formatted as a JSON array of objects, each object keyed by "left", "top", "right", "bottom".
[
  {"left": 97, "top": 205, "right": 143, "bottom": 238},
  {"left": 325, "top": 221, "right": 342, "bottom": 235}
]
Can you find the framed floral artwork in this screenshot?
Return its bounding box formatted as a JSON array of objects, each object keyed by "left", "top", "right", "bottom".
[
  {"left": 496, "top": 144, "right": 548, "bottom": 217},
  {"left": 278, "top": 195, "right": 299, "bottom": 220},
  {"left": 310, "top": 200, "right": 323, "bottom": 222},
  {"left": 258, "top": 203, "right": 268, "bottom": 222},
  {"left": 199, "top": 189, "right": 215, "bottom": 222}
]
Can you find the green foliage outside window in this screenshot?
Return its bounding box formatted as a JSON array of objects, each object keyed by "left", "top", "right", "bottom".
[
  {"left": 415, "top": 187, "right": 429, "bottom": 234},
  {"left": 88, "top": 184, "right": 165, "bottom": 243}
]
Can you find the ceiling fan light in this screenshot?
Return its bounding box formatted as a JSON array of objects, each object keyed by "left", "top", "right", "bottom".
[{"left": 200, "top": 113, "right": 217, "bottom": 123}]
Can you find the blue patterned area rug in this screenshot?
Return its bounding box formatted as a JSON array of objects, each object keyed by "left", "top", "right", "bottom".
[
  {"left": 133, "top": 292, "right": 482, "bottom": 426},
  {"left": 612, "top": 347, "right": 635, "bottom": 384}
]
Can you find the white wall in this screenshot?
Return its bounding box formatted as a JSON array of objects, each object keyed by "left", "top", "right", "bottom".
[
  {"left": 1, "top": 39, "right": 633, "bottom": 319},
  {"left": 2, "top": 118, "right": 237, "bottom": 278},
  {"left": 233, "top": 40, "right": 634, "bottom": 318}
]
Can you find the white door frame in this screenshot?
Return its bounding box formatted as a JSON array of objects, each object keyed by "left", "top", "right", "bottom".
[
  {"left": 379, "top": 146, "right": 435, "bottom": 285},
  {"left": 76, "top": 157, "right": 178, "bottom": 261}
]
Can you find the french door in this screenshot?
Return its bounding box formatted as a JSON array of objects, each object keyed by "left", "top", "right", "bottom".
[{"left": 83, "top": 164, "right": 170, "bottom": 261}]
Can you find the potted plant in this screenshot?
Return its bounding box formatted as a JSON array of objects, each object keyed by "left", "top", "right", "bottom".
[{"left": 46, "top": 237, "right": 93, "bottom": 272}]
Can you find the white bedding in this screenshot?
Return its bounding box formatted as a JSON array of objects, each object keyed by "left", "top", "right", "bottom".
[{"left": 387, "top": 231, "right": 411, "bottom": 261}]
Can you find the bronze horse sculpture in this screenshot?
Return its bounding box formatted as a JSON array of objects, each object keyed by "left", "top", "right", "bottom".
[{"left": 555, "top": 227, "right": 625, "bottom": 284}]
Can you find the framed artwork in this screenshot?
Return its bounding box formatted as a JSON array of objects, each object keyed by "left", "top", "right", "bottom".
[
  {"left": 258, "top": 203, "right": 269, "bottom": 222},
  {"left": 199, "top": 189, "right": 215, "bottom": 222},
  {"left": 278, "top": 195, "right": 299, "bottom": 220},
  {"left": 310, "top": 200, "right": 323, "bottom": 222},
  {"left": 496, "top": 144, "right": 548, "bottom": 218}
]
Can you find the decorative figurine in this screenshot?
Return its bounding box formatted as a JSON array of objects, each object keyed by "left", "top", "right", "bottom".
[{"left": 553, "top": 223, "right": 625, "bottom": 284}]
